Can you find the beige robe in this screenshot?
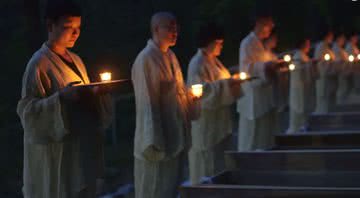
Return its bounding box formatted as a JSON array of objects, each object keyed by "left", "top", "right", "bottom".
[
  {"left": 132, "top": 39, "right": 194, "bottom": 198},
  {"left": 237, "top": 32, "right": 276, "bottom": 151},
  {"left": 288, "top": 50, "right": 316, "bottom": 133},
  {"left": 17, "top": 44, "right": 112, "bottom": 198},
  {"left": 345, "top": 42, "right": 360, "bottom": 93},
  {"left": 333, "top": 43, "right": 351, "bottom": 104},
  {"left": 314, "top": 41, "right": 337, "bottom": 113},
  {"left": 187, "top": 49, "right": 239, "bottom": 184}
]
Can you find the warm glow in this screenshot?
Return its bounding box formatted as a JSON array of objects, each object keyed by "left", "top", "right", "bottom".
[
  {"left": 357, "top": 54, "right": 360, "bottom": 60},
  {"left": 191, "top": 84, "right": 203, "bottom": 98},
  {"left": 239, "top": 72, "right": 248, "bottom": 80},
  {"left": 349, "top": 55, "right": 355, "bottom": 62},
  {"left": 283, "top": 54, "right": 292, "bottom": 62},
  {"left": 100, "top": 72, "right": 112, "bottom": 82},
  {"left": 324, "top": 53, "right": 331, "bottom": 61},
  {"left": 289, "top": 63, "right": 296, "bottom": 71}
]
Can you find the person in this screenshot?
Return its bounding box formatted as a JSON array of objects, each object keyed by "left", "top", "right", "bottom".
[
  {"left": 345, "top": 31, "right": 359, "bottom": 56},
  {"left": 187, "top": 23, "right": 243, "bottom": 184},
  {"left": 264, "top": 32, "right": 278, "bottom": 61},
  {"left": 332, "top": 32, "right": 351, "bottom": 104},
  {"left": 288, "top": 38, "right": 316, "bottom": 133},
  {"left": 237, "top": 13, "right": 281, "bottom": 151},
  {"left": 314, "top": 29, "right": 337, "bottom": 113},
  {"left": 345, "top": 31, "right": 360, "bottom": 94},
  {"left": 131, "top": 12, "right": 198, "bottom": 198},
  {"left": 16, "top": 1, "right": 112, "bottom": 197}
]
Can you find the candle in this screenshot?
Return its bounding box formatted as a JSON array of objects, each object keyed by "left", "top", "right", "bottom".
[
  {"left": 100, "top": 72, "right": 112, "bottom": 82},
  {"left": 357, "top": 54, "right": 360, "bottom": 61},
  {"left": 324, "top": 53, "right": 331, "bottom": 61},
  {"left": 289, "top": 63, "right": 296, "bottom": 71},
  {"left": 283, "top": 54, "right": 292, "bottom": 62},
  {"left": 239, "top": 72, "right": 248, "bottom": 80},
  {"left": 191, "top": 84, "right": 203, "bottom": 98},
  {"left": 349, "top": 55, "right": 355, "bottom": 62}
]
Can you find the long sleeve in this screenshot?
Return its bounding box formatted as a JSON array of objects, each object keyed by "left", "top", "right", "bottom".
[
  {"left": 132, "top": 56, "right": 165, "bottom": 161},
  {"left": 17, "top": 64, "right": 69, "bottom": 144}
]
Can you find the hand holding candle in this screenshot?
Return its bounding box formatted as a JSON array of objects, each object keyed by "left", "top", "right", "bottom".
[{"left": 191, "top": 84, "right": 203, "bottom": 98}]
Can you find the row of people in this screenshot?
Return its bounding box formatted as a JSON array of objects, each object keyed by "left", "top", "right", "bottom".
[{"left": 17, "top": 1, "right": 359, "bottom": 197}]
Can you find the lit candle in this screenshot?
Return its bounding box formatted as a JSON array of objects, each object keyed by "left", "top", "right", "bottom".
[
  {"left": 349, "top": 55, "right": 355, "bottom": 62},
  {"left": 324, "top": 53, "right": 331, "bottom": 61},
  {"left": 191, "top": 84, "right": 203, "bottom": 98},
  {"left": 357, "top": 54, "right": 360, "bottom": 61},
  {"left": 289, "top": 63, "right": 296, "bottom": 71},
  {"left": 239, "top": 72, "right": 248, "bottom": 80},
  {"left": 283, "top": 54, "right": 292, "bottom": 62},
  {"left": 100, "top": 72, "right": 112, "bottom": 82}
]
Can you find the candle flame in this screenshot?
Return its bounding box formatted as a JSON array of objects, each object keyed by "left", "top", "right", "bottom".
[
  {"left": 239, "top": 72, "right": 248, "bottom": 80},
  {"left": 357, "top": 54, "right": 360, "bottom": 61},
  {"left": 100, "top": 72, "right": 112, "bottom": 82},
  {"left": 289, "top": 63, "right": 296, "bottom": 71},
  {"left": 324, "top": 53, "right": 331, "bottom": 61},
  {"left": 283, "top": 54, "right": 291, "bottom": 62},
  {"left": 191, "top": 84, "right": 203, "bottom": 98},
  {"left": 349, "top": 55, "right": 355, "bottom": 62}
]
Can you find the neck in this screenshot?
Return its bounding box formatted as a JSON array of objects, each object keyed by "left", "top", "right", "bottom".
[
  {"left": 46, "top": 40, "right": 67, "bottom": 55},
  {"left": 202, "top": 48, "right": 215, "bottom": 58},
  {"left": 153, "top": 37, "right": 169, "bottom": 53},
  {"left": 254, "top": 29, "right": 263, "bottom": 41}
]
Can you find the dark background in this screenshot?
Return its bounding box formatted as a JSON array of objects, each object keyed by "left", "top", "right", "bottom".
[{"left": 0, "top": 0, "right": 359, "bottom": 197}]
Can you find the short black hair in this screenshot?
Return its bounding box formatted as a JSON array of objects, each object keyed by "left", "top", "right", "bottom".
[
  {"left": 296, "top": 37, "right": 310, "bottom": 49},
  {"left": 197, "top": 22, "right": 225, "bottom": 48},
  {"left": 45, "top": 1, "right": 82, "bottom": 23},
  {"left": 347, "top": 29, "right": 358, "bottom": 38},
  {"left": 335, "top": 30, "right": 346, "bottom": 39}
]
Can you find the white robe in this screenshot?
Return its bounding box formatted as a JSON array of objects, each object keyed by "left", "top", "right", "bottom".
[
  {"left": 17, "top": 44, "right": 112, "bottom": 198},
  {"left": 333, "top": 43, "right": 351, "bottom": 104},
  {"left": 132, "top": 39, "right": 194, "bottom": 198},
  {"left": 187, "top": 49, "right": 239, "bottom": 184},
  {"left": 237, "top": 32, "right": 276, "bottom": 151},
  {"left": 314, "top": 41, "right": 337, "bottom": 113},
  {"left": 345, "top": 42, "right": 360, "bottom": 93},
  {"left": 288, "top": 50, "right": 316, "bottom": 133}
]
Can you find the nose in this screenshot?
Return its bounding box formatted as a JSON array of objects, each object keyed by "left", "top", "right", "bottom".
[{"left": 72, "top": 28, "right": 80, "bottom": 36}]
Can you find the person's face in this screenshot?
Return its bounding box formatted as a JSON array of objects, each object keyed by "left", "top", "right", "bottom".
[
  {"left": 156, "top": 19, "right": 178, "bottom": 47},
  {"left": 206, "top": 39, "right": 224, "bottom": 57},
  {"left": 256, "top": 19, "right": 274, "bottom": 39},
  {"left": 337, "top": 35, "right": 346, "bottom": 47},
  {"left": 303, "top": 40, "right": 311, "bottom": 53},
  {"left": 48, "top": 16, "right": 81, "bottom": 48},
  {"left": 325, "top": 32, "right": 334, "bottom": 44},
  {"left": 350, "top": 35, "right": 358, "bottom": 45}
]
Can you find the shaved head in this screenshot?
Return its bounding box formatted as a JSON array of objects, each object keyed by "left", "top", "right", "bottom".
[
  {"left": 150, "top": 12, "right": 178, "bottom": 49},
  {"left": 151, "top": 12, "right": 177, "bottom": 34}
]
